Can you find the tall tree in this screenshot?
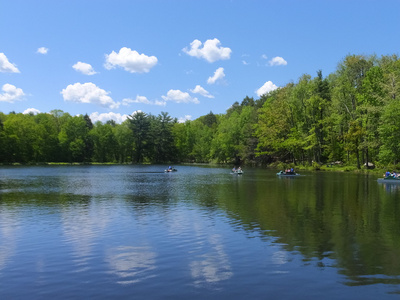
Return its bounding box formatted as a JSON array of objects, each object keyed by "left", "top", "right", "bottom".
[
  {"left": 91, "top": 121, "right": 118, "bottom": 162},
  {"left": 114, "top": 121, "right": 134, "bottom": 163},
  {"left": 150, "top": 112, "right": 176, "bottom": 163},
  {"left": 58, "top": 115, "right": 89, "bottom": 162},
  {"left": 128, "top": 112, "right": 151, "bottom": 163},
  {"left": 332, "top": 55, "right": 374, "bottom": 168}
]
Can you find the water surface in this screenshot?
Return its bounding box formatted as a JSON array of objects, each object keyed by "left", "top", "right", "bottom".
[{"left": 1, "top": 165, "right": 400, "bottom": 299}]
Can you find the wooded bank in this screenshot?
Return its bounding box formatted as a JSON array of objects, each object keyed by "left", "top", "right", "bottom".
[{"left": 1, "top": 54, "right": 400, "bottom": 169}]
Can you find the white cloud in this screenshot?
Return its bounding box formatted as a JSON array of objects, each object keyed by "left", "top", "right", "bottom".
[
  {"left": 190, "top": 85, "right": 214, "bottom": 98},
  {"left": 122, "top": 95, "right": 151, "bottom": 106},
  {"left": 261, "top": 54, "right": 268, "bottom": 60},
  {"left": 0, "top": 53, "right": 20, "bottom": 73},
  {"left": 207, "top": 67, "right": 225, "bottom": 84},
  {"left": 182, "top": 38, "right": 231, "bottom": 63},
  {"left": 122, "top": 95, "right": 166, "bottom": 106},
  {"left": 256, "top": 81, "right": 278, "bottom": 97},
  {"left": 242, "top": 60, "right": 249, "bottom": 65},
  {"left": 104, "top": 47, "right": 158, "bottom": 73},
  {"left": 23, "top": 108, "right": 41, "bottom": 115},
  {"left": 73, "top": 62, "right": 97, "bottom": 75},
  {"left": 131, "top": 110, "right": 143, "bottom": 115},
  {"left": 178, "top": 115, "right": 192, "bottom": 123},
  {"left": 89, "top": 112, "right": 130, "bottom": 124},
  {"left": 61, "top": 82, "right": 120, "bottom": 109},
  {"left": 0, "top": 84, "right": 25, "bottom": 102},
  {"left": 162, "top": 89, "right": 199, "bottom": 104},
  {"left": 37, "top": 47, "right": 48, "bottom": 54},
  {"left": 154, "top": 100, "right": 167, "bottom": 106},
  {"left": 268, "top": 56, "right": 287, "bottom": 66}
]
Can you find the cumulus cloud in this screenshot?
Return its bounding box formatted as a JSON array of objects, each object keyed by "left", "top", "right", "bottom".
[
  {"left": 0, "top": 53, "right": 20, "bottom": 73},
  {"left": 37, "top": 47, "right": 49, "bottom": 54},
  {"left": 154, "top": 100, "right": 167, "bottom": 106},
  {"left": 162, "top": 89, "right": 199, "bottom": 104},
  {"left": 0, "top": 84, "right": 25, "bottom": 102},
  {"left": 182, "top": 38, "right": 231, "bottom": 63},
  {"left": 268, "top": 56, "right": 287, "bottom": 66},
  {"left": 207, "top": 67, "right": 225, "bottom": 84},
  {"left": 89, "top": 111, "right": 130, "bottom": 124},
  {"left": 256, "top": 81, "right": 278, "bottom": 97},
  {"left": 61, "top": 82, "right": 120, "bottom": 109},
  {"left": 122, "top": 95, "right": 151, "bottom": 106},
  {"left": 104, "top": 47, "right": 158, "bottom": 73},
  {"left": 178, "top": 115, "right": 192, "bottom": 123},
  {"left": 73, "top": 62, "right": 97, "bottom": 75},
  {"left": 122, "top": 95, "right": 166, "bottom": 106},
  {"left": 190, "top": 85, "right": 214, "bottom": 98},
  {"left": 23, "top": 108, "right": 41, "bottom": 115}
]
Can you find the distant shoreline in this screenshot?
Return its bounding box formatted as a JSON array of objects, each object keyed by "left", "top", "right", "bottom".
[{"left": 0, "top": 161, "right": 388, "bottom": 176}]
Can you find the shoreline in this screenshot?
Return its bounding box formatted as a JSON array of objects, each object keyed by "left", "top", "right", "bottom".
[{"left": 0, "top": 161, "right": 389, "bottom": 176}]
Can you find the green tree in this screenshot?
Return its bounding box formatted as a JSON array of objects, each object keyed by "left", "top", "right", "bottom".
[
  {"left": 211, "top": 111, "right": 241, "bottom": 163},
  {"left": 114, "top": 120, "right": 134, "bottom": 163},
  {"left": 91, "top": 121, "right": 117, "bottom": 162},
  {"left": 331, "top": 55, "right": 374, "bottom": 168},
  {"left": 255, "top": 85, "right": 301, "bottom": 163},
  {"left": 189, "top": 119, "right": 214, "bottom": 162},
  {"left": 128, "top": 111, "right": 151, "bottom": 163},
  {"left": 357, "top": 66, "right": 385, "bottom": 165},
  {"left": 33, "top": 113, "right": 62, "bottom": 162},
  {"left": 172, "top": 121, "right": 190, "bottom": 162},
  {"left": 150, "top": 112, "right": 176, "bottom": 163},
  {"left": 58, "top": 115, "right": 89, "bottom": 162},
  {"left": 378, "top": 98, "right": 400, "bottom": 165},
  {"left": 2, "top": 113, "right": 40, "bottom": 163}
]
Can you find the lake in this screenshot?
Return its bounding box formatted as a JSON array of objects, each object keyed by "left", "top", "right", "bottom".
[{"left": 1, "top": 165, "right": 400, "bottom": 299}]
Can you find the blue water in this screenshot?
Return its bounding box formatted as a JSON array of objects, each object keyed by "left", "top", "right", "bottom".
[{"left": 0, "top": 165, "right": 399, "bottom": 299}]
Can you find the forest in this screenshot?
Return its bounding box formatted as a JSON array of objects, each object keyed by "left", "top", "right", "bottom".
[{"left": 1, "top": 54, "right": 400, "bottom": 169}]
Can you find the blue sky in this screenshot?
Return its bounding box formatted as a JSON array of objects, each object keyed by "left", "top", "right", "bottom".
[{"left": 1, "top": 0, "right": 399, "bottom": 123}]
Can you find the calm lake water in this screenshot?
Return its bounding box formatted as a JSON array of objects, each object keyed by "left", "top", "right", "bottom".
[{"left": 1, "top": 165, "right": 400, "bottom": 299}]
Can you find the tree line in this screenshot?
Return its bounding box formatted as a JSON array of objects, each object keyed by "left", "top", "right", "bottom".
[{"left": 1, "top": 54, "right": 400, "bottom": 168}]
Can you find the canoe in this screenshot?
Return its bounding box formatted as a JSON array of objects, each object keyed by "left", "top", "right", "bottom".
[{"left": 165, "top": 168, "right": 177, "bottom": 172}]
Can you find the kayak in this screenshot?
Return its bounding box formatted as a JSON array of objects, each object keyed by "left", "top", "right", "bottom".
[{"left": 165, "top": 168, "right": 177, "bottom": 172}]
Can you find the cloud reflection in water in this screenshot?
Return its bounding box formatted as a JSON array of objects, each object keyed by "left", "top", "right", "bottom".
[
  {"left": 106, "top": 246, "right": 157, "bottom": 285},
  {"left": 0, "top": 211, "right": 17, "bottom": 272},
  {"left": 190, "top": 234, "right": 233, "bottom": 286}
]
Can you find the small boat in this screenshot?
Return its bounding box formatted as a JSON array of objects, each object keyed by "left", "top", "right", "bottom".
[
  {"left": 377, "top": 177, "right": 400, "bottom": 184},
  {"left": 231, "top": 168, "right": 243, "bottom": 175},
  {"left": 276, "top": 170, "right": 300, "bottom": 176},
  {"left": 165, "top": 168, "right": 177, "bottom": 172}
]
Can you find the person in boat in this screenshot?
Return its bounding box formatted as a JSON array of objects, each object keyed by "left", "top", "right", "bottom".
[
  {"left": 385, "top": 171, "right": 391, "bottom": 178},
  {"left": 238, "top": 167, "right": 242, "bottom": 171},
  {"left": 232, "top": 167, "right": 236, "bottom": 172}
]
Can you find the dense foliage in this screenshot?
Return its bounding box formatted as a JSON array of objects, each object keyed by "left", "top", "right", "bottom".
[{"left": 1, "top": 54, "right": 400, "bottom": 168}]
